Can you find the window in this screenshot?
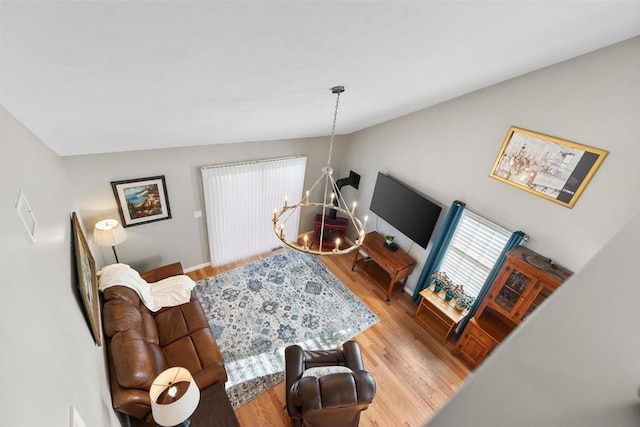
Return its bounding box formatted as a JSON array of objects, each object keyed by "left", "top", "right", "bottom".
[
  {"left": 201, "top": 156, "right": 306, "bottom": 266},
  {"left": 438, "top": 210, "right": 511, "bottom": 298}
]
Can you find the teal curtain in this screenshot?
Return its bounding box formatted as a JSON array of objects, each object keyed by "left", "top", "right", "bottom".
[
  {"left": 412, "top": 200, "right": 466, "bottom": 303},
  {"left": 456, "top": 230, "right": 526, "bottom": 336}
]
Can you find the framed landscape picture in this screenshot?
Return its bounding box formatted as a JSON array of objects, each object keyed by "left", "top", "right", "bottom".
[
  {"left": 490, "top": 127, "right": 608, "bottom": 208},
  {"left": 72, "top": 212, "right": 101, "bottom": 346},
  {"left": 111, "top": 175, "right": 172, "bottom": 227}
]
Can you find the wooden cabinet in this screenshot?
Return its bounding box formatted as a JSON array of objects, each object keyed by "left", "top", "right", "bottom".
[
  {"left": 454, "top": 318, "right": 499, "bottom": 366},
  {"left": 453, "top": 246, "right": 572, "bottom": 368},
  {"left": 313, "top": 214, "right": 348, "bottom": 246},
  {"left": 487, "top": 264, "right": 536, "bottom": 320}
]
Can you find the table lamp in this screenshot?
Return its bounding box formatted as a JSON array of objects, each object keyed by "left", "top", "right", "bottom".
[
  {"left": 150, "top": 367, "right": 200, "bottom": 427},
  {"left": 93, "top": 219, "right": 127, "bottom": 263}
]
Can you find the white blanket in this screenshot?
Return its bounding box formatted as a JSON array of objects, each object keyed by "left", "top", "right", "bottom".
[
  {"left": 150, "top": 275, "right": 196, "bottom": 308},
  {"left": 97, "top": 263, "right": 195, "bottom": 311}
]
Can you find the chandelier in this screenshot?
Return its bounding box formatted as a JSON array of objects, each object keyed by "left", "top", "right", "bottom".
[{"left": 272, "top": 86, "right": 367, "bottom": 255}]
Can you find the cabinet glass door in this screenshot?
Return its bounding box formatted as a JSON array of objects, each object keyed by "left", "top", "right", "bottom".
[{"left": 491, "top": 268, "right": 534, "bottom": 317}]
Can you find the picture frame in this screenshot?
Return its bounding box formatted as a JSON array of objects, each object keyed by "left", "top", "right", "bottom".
[
  {"left": 72, "top": 212, "right": 101, "bottom": 346},
  {"left": 111, "top": 175, "right": 172, "bottom": 227},
  {"left": 490, "top": 126, "right": 607, "bottom": 208}
]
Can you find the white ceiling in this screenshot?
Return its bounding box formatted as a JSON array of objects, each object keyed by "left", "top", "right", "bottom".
[{"left": 1, "top": 1, "right": 639, "bottom": 156}]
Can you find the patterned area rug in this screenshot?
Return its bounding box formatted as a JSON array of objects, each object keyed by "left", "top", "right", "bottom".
[{"left": 194, "top": 250, "right": 379, "bottom": 409}]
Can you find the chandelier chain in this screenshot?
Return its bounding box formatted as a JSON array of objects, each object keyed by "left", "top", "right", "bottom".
[{"left": 327, "top": 90, "right": 341, "bottom": 168}]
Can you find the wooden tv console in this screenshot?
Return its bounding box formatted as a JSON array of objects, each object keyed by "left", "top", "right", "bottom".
[{"left": 351, "top": 232, "right": 417, "bottom": 301}]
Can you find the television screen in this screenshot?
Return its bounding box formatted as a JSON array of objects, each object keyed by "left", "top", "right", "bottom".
[{"left": 369, "top": 173, "right": 442, "bottom": 249}]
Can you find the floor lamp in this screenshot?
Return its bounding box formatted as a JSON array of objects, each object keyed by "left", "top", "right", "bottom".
[{"left": 93, "top": 219, "right": 127, "bottom": 263}]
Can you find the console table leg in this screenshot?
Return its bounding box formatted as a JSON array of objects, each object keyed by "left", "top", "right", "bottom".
[{"left": 385, "top": 282, "right": 394, "bottom": 301}]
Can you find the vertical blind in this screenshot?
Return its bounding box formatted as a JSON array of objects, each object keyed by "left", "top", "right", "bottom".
[
  {"left": 201, "top": 156, "right": 306, "bottom": 267},
  {"left": 438, "top": 209, "right": 511, "bottom": 297}
]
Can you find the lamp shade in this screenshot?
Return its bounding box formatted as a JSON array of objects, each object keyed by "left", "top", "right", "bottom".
[
  {"left": 93, "top": 219, "right": 127, "bottom": 247},
  {"left": 150, "top": 367, "right": 200, "bottom": 427}
]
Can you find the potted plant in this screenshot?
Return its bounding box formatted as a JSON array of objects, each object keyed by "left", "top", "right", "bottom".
[
  {"left": 445, "top": 283, "right": 463, "bottom": 301},
  {"left": 455, "top": 293, "right": 475, "bottom": 312},
  {"left": 384, "top": 235, "right": 395, "bottom": 245},
  {"left": 431, "top": 271, "right": 453, "bottom": 293}
]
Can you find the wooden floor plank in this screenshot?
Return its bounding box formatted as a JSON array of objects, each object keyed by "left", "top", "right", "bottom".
[{"left": 186, "top": 249, "right": 470, "bottom": 427}]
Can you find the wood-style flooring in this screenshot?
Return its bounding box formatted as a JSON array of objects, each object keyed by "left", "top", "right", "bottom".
[{"left": 186, "top": 249, "right": 471, "bottom": 427}]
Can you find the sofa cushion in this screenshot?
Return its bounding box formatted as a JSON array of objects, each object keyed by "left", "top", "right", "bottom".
[
  {"left": 110, "top": 329, "right": 167, "bottom": 389},
  {"left": 153, "top": 296, "right": 209, "bottom": 346},
  {"left": 190, "top": 328, "right": 225, "bottom": 369},
  {"left": 154, "top": 305, "right": 190, "bottom": 346},
  {"left": 163, "top": 335, "right": 202, "bottom": 374},
  {"left": 104, "top": 286, "right": 141, "bottom": 309},
  {"left": 102, "top": 298, "right": 143, "bottom": 338},
  {"left": 140, "top": 311, "right": 159, "bottom": 345}
]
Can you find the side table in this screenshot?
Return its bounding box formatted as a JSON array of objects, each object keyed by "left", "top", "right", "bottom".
[
  {"left": 351, "top": 232, "right": 417, "bottom": 301},
  {"left": 415, "top": 287, "right": 467, "bottom": 343}
]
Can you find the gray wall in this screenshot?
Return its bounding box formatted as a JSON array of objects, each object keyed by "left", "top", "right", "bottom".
[
  {"left": 338, "top": 37, "right": 640, "bottom": 292},
  {"left": 426, "top": 211, "right": 640, "bottom": 427},
  {"left": 64, "top": 136, "right": 346, "bottom": 271},
  {"left": 0, "top": 107, "right": 120, "bottom": 427}
]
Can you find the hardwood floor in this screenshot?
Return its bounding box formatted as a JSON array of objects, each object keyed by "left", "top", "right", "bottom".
[{"left": 187, "top": 249, "right": 471, "bottom": 427}]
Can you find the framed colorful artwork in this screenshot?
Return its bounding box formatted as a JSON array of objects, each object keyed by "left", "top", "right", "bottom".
[{"left": 111, "top": 175, "right": 172, "bottom": 227}]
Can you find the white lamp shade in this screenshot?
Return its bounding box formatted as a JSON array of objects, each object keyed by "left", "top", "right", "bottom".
[
  {"left": 93, "top": 219, "right": 127, "bottom": 247},
  {"left": 150, "top": 367, "right": 200, "bottom": 426}
]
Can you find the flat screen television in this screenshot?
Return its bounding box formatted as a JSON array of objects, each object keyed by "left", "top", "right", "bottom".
[{"left": 369, "top": 173, "right": 442, "bottom": 249}]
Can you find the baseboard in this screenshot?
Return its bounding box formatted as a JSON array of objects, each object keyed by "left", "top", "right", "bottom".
[{"left": 184, "top": 262, "right": 211, "bottom": 273}]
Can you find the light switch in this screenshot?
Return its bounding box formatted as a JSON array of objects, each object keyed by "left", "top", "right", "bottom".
[{"left": 194, "top": 210, "right": 202, "bottom": 218}]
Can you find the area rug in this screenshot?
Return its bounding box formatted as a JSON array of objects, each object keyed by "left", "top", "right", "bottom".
[{"left": 194, "top": 249, "right": 379, "bottom": 409}]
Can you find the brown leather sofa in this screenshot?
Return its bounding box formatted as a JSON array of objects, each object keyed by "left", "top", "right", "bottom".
[
  {"left": 285, "top": 340, "right": 376, "bottom": 427},
  {"left": 101, "top": 262, "right": 238, "bottom": 426}
]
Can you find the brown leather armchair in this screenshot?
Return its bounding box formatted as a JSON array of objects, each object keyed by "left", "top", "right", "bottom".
[{"left": 285, "top": 341, "right": 376, "bottom": 427}]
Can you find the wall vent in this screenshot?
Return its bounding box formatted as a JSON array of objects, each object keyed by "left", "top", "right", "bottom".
[{"left": 15, "top": 189, "right": 37, "bottom": 242}]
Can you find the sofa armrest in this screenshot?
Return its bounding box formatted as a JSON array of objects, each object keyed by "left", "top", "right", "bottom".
[
  {"left": 141, "top": 262, "right": 184, "bottom": 282},
  {"left": 342, "top": 340, "right": 365, "bottom": 372}
]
